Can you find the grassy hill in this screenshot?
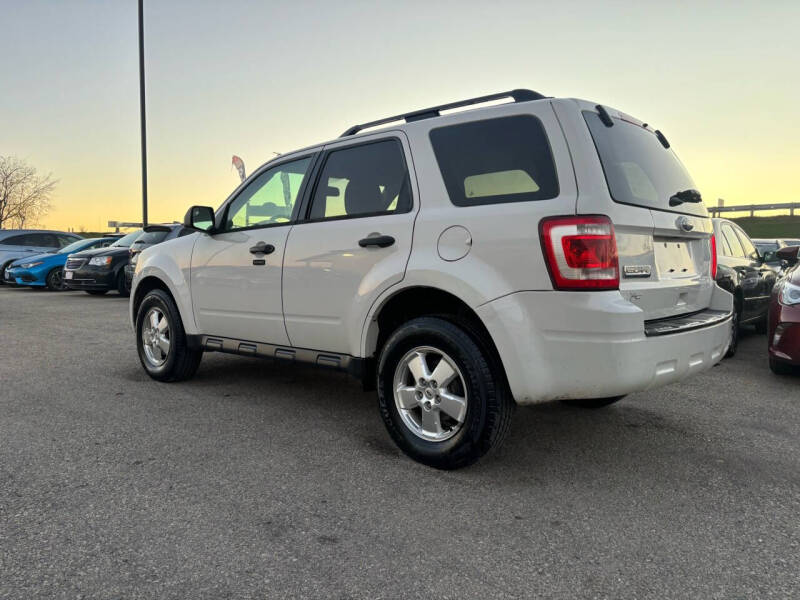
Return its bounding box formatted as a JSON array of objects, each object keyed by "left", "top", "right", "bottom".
[{"left": 727, "top": 215, "right": 800, "bottom": 239}]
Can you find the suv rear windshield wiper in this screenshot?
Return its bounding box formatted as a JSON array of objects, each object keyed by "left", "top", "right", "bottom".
[{"left": 669, "top": 189, "right": 702, "bottom": 207}]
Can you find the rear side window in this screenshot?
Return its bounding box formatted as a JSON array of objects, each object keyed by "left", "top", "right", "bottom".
[
  {"left": 734, "top": 227, "right": 758, "bottom": 259},
  {"left": 429, "top": 115, "right": 558, "bottom": 207},
  {"left": 308, "top": 139, "right": 411, "bottom": 220},
  {"left": 23, "top": 233, "right": 57, "bottom": 247}
]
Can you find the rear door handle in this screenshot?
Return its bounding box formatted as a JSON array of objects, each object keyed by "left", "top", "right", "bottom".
[
  {"left": 358, "top": 235, "right": 395, "bottom": 248},
  {"left": 249, "top": 242, "right": 275, "bottom": 255}
]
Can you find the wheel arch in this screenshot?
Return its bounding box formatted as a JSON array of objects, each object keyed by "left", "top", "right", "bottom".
[
  {"left": 132, "top": 275, "right": 193, "bottom": 335},
  {"left": 362, "top": 285, "right": 510, "bottom": 393}
]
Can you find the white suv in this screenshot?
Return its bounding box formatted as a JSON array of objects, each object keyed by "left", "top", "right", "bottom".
[{"left": 130, "top": 89, "right": 732, "bottom": 469}]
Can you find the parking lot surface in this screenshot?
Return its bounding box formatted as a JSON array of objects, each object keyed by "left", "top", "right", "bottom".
[{"left": 1, "top": 286, "right": 799, "bottom": 599}]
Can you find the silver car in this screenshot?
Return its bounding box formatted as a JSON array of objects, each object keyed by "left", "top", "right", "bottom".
[{"left": 0, "top": 230, "right": 83, "bottom": 282}]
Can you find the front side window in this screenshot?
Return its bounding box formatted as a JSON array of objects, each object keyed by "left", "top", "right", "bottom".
[
  {"left": 429, "top": 115, "right": 559, "bottom": 207},
  {"left": 225, "top": 157, "right": 312, "bottom": 231},
  {"left": 57, "top": 234, "right": 79, "bottom": 247},
  {"left": 59, "top": 239, "right": 94, "bottom": 254},
  {"left": 308, "top": 140, "right": 411, "bottom": 220}
]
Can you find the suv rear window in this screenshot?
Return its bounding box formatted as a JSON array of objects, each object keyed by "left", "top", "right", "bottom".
[
  {"left": 584, "top": 110, "right": 705, "bottom": 216},
  {"left": 429, "top": 115, "right": 559, "bottom": 207}
]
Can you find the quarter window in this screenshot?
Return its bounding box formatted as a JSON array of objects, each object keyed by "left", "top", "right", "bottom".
[
  {"left": 718, "top": 232, "right": 732, "bottom": 256},
  {"left": 721, "top": 224, "right": 745, "bottom": 258},
  {"left": 225, "top": 157, "right": 312, "bottom": 231},
  {"left": 308, "top": 140, "right": 411, "bottom": 220},
  {"left": 0, "top": 234, "right": 28, "bottom": 246},
  {"left": 429, "top": 115, "right": 559, "bottom": 207}
]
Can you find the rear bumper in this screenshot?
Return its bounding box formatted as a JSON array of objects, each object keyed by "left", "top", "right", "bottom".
[{"left": 477, "top": 285, "right": 733, "bottom": 405}]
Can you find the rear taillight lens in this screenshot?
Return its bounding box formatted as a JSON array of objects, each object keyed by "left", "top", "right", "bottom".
[
  {"left": 540, "top": 215, "right": 619, "bottom": 290},
  {"left": 710, "top": 234, "right": 718, "bottom": 279}
]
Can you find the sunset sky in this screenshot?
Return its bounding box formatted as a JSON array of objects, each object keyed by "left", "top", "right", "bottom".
[{"left": 2, "top": 0, "right": 799, "bottom": 231}]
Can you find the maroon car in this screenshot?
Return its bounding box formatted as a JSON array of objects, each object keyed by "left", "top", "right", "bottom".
[{"left": 768, "top": 246, "right": 800, "bottom": 374}]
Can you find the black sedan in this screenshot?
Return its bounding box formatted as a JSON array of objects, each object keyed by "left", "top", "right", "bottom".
[
  {"left": 63, "top": 230, "right": 145, "bottom": 296},
  {"left": 713, "top": 218, "right": 778, "bottom": 356}
]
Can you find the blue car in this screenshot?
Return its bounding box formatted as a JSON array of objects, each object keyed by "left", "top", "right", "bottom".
[{"left": 4, "top": 237, "right": 118, "bottom": 291}]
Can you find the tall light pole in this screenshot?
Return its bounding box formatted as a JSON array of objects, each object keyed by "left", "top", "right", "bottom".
[{"left": 138, "top": 0, "right": 148, "bottom": 226}]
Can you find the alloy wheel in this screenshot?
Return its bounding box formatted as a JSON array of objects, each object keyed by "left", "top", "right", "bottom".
[
  {"left": 141, "top": 307, "right": 171, "bottom": 367},
  {"left": 392, "top": 346, "right": 468, "bottom": 442}
]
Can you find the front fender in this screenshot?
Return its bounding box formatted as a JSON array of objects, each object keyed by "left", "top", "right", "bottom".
[{"left": 130, "top": 234, "right": 199, "bottom": 334}]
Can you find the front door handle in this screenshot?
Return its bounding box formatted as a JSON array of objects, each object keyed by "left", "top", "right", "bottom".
[
  {"left": 358, "top": 235, "right": 395, "bottom": 248},
  {"left": 249, "top": 242, "right": 275, "bottom": 255}
]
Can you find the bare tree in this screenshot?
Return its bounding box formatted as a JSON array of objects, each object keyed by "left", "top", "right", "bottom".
[{"left": 0, "top": 156, "right": 57, "bottom": 229}]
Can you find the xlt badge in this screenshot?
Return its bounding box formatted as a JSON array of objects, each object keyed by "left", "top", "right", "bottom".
[{"left": 623, "top": 265, "right": 652, "bottom": 278}]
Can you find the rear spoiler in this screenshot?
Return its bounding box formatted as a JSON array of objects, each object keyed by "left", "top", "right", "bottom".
[{"left": 143, "top": 224, "right": 172, "bottom": 233}]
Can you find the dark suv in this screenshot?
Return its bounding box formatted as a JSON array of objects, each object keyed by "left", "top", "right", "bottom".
[
  {"left": 713, "top": 218, "right": 778, "bottom": 356},
  {"left": 124, "top": 224, "right": 191, "bottom": 290}
]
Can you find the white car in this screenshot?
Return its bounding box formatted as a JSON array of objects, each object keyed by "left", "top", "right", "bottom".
[{"left": 130, "top": 89, "right": 732, "bottom": 469}]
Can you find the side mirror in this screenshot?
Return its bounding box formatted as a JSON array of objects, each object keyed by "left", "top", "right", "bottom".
[
  {"left": 183, "top": 205, "right": 215, "bottom": 232},
  {"left": 762, "top": 250, "right": 777, "bottom": 263},
  {"left": 776, "top": 245, "right": 800, "bottom": 267}
]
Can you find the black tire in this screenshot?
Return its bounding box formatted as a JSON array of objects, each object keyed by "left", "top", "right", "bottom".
[
  {"left": 117, "top": 269, "right": 131, "bottom": 297},
  {"left": 769, "top": 357, "right": 796, "bottom": 375},
  {"left": 561, "top": 396, "right": 626, "bottom": 409},
  {"left": 377, "top": 317, "right": 514, "bottom": 470},
  {"left": 0, "top": 260, "right": 15, "bottom": 285},
  {"left": 725, "top": 303, "right": 740, "bottom": 358},
  {"left": 86, "top": 290, "right": 108, "bottom": 296},
  {"left": 135, "top": 288, "right": 202, "bottom": 382},
  {"left": 46, "top": 267, "right": 65, "bottom": 291}
]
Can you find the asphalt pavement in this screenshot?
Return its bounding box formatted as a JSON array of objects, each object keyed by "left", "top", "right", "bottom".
[{"left": 1, "top": 286, "right": 799, "bottom": 599}]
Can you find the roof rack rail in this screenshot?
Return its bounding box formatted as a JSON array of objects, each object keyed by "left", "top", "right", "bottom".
[{"left": 340, "top": 89, "right": 546, "bottom": 137}]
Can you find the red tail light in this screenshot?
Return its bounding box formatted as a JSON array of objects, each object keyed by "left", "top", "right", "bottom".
[
  {"left": 710, "top": 234, "right": 718, "bottom": 279},
  {"left": 540, "top": 215, "right": 619, "bottom": 290}
]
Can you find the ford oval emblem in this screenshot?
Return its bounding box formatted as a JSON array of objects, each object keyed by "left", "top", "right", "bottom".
[{"left": 677, "top": 216, "right": 694, "bottom": 232}]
